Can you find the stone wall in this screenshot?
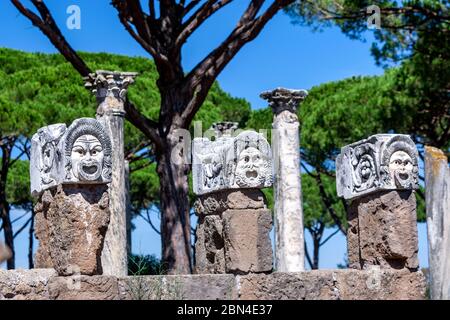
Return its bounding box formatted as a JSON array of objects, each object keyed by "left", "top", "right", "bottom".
[{"left": 0, "top": 269, "right": 426, "bottom": 300}]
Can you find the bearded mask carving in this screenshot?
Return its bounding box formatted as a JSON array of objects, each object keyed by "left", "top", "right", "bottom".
[{"left": 235, "top": 147, "right": 270, "bottom": 188}]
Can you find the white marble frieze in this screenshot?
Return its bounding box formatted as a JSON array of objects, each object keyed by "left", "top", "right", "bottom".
[
  {"left": 336, "top": 134, "right": 419, "bottom": 200},
  {"left": 31, "top": 118, "right": 112, "bottom": 197},
  {"left": 193, "top": 130, "right": 273, "bottom": 195}
]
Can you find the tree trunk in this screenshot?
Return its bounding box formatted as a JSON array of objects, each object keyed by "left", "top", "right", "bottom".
[
  {"left": 0, "top": 200, "right": 14, "bottom": 269},
  {"left": 312, "top": 236, "right": 320, "bottom": 270},
  {"left": 28, "top": 208, "right": 35, "bottom": 269},
  {"left": 157, "top": 133, "right": 192, "bottom": 274}
]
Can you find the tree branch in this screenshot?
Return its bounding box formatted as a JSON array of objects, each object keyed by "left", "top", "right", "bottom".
[
  {"left": 315, "top": 173, "right": 347, "bottom": 236},
  {"left": 176, "top": 0, "right": 234, "bottom": 49},
  {"left": 124, "top": 100, "right": 162, "bottom": 150},
  {"left": 11, "top": 0, "right": 91, "bottom": 77},
  {"left": 180, "top": 0, "right": 294, "bottom": 127}
]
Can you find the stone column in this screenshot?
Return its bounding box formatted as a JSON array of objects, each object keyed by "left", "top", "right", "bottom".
[
  {"left": 31, "top": 118, "right": 113, "bottom": 275},
  {"left": 85, "top": 70, "right": 138, "bottom": 276},
  {"left": 425, "top": 146, "right": 450, "bottom": 300},
  {"left": 336, "top": 134, "right": 420, "bottom": 270},
  {"left": 125, "top": 160, "right": 132, "bottom": 256},
  {"left": 260, "top": 88, "right": 307, "bottom": 272},
  {"left": 192, "top": 126, "right": 274, "bottom": 274}
]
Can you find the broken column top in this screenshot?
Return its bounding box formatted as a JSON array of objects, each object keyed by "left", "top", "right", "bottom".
[
  {"left": 193, "top": 129, "right": 273, "bottom": 195},
  {"left": 260, "top": 87, "right": 308, "bottom": 114},
  {"left": 30, "top": 118, "right": 112, "bottom": 197},
  {"left": 84, "top": 70, "right": 138, "bottom": 104},
  {"left": 336, "top": 134, "right": 419, "bottom": 200},
  {"left": 212, "top": 122, "right": 239, "bottom": 138}
]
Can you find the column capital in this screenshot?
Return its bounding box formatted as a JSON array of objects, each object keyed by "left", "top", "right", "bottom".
[
  {"left": 84, "top": 70, "right": 138, "bottom": 105},
  {"left": 212, "top": 122, "right": 238, "bottom": 138},
  {"left": 260, "top": 87, "right": 308, "bottom": 114}
]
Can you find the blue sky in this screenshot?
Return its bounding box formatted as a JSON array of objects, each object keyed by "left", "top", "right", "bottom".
[{"left": 0, "top": 1, "right": 429, "bottom": 270}]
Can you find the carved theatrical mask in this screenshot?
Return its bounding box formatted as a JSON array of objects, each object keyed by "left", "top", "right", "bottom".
[
  {"left": 192, "top": 129, "right": 273, "bottom": 195},
  {"left": 70, "top": 134, "right": 105, "bottom": 181},
  {"left": 30, "top": 123, "right": 67, "bottom": 196},
  {"left": 229, "top": 131, "right": 273, "bottom": 189},
  {"left": 64, "top": 118, "right": 112, "bottom": 184},
  {"left": 38, "top": 126, "right": 65, "bottom": 185},
  {"left": 351, "top": 144, "right": 377, "bottom": 193},
  {"left": 235, "top": 147, "right": 269, "bottom": 188},
  {"left": 337, "top": 134, "right": 419, "bottom": 200}
]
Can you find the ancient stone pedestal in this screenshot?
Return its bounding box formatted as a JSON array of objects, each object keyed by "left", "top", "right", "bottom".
[
  {"left": 85, "top": 70, "right": 137, "bottom": 277},
  {"left": 192, "top": 124, "right": 274, "bottom": 275},
  {"left": 337, "top": 134, "right": 420, "bottom": 270},
  {"left": 261, "top": 88, "right": 308, "bottom": 272},
  {"left": 424, "top": 146, "right": 450, "bottom": 300},
  {"left": 194, "top": 189, "right": 273, "bottom": 274},
  {"left": 34, "top": 185, "right": 110, "bottom": 275},
  {"left": 31, "top": 117, "right": 113, "bottom": 276},
  {"left": 348, "top": 190, "right": 418, "bottom": 269}
]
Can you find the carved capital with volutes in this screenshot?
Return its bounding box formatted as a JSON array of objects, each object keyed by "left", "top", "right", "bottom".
[
  {"left": 84, "top": 70, "right": 138, "bottom": 115},
  {"left": 212, "top": 122, "right": 239, "bottom": 138},
  {"left": 260, "top": 87, "right": 308, "bottom": 115}
]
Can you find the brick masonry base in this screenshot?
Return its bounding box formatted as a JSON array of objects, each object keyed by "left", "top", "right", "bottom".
[{"left": 0, "top": 268, "right": 426, "bottom": 300}]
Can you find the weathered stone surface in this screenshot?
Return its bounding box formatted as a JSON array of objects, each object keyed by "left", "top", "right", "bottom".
[
  {"left": 118, "top": 274, "right": 237, "bottom": 300},
  {"left": 0, "top": 242, "right": 11, "bottom": 264},
  {"left": 348, "top": 190, "right": 419, "bottom": 270},
  {"left": 425, "top": 146, "right": 450, "bottom": 300},
  {"left": 334, "top": 268, "right": 426, "bottom": 300},
  {"left": 238, "top": 271, "right": 338, "bottom": 300},
  {"left": 195, "top": 215, "right": 225, "bottom": 274},
  {"left": 336, "top": 134, "right": 419, "bottom": 200},
  {"left": 192, "top": 130, "right": 273, "bottom": 195},
  {"left": 237, "top": 270, "right": 425, "bottom": 300},
  {"left": 0, "top": 269, "right": 425, "bottom": 300},
  {"left": 34, "top": 185, "right": 110, "bottom": 276},
  {"left": 30, "top": 118, "right": 113, "bottom": 197},
  {"left": 223, "top": 209, "right": 273, "bottom": 274},
  {"left": 86, "top": 70, "right": 137, "bottom": 277},
  {"left": 261, "top": 87, "right": 307, "bottom": 272},
  {"left": 194, "top": 189, "right": 266, "bottom": 216},
  {"left": 48, "top": 276, "right": 119, "bottom": 300},
  {"left": 0, "top": 269, "right": 56, "bottom": 300}
]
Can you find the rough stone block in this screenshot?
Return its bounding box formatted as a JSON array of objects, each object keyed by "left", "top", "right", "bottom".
[
  {"left": 34, "top": 185, "right": 110, "bottom": 275},
  {"left": 237, "top": 271, "right": 339, "bottom": 300},
  {"left": 334, "top": 269, "right": 426, "bottom": 300},
  {"left": 348, "top": 190, "right": 419, "bottom": 270},
  {"left": 194, "top": 189, "right": 266, "bottom": 216},
  {"left": 237, "top": 270, "right": 426, "bottom": 300},
  {"left": 0, "top": 269, "right": 56, "bottom": 300},
  {"left": 223, "top": 209, "right": 273, "bottom": 274},
  {"left": 195, "top": 215, "right": 225, "bottom": 274},
  {"left": 118, "top": 274, "right": 236, "bottom": 300},
  {"left": 48, "top": 275, "right": 119, "bottom": 300}
]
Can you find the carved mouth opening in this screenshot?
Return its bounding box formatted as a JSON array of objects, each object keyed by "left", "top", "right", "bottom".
[
  {"left": 398, "top": 172, "right": 409, "bottom": 180},
  {"left": 246, "top": 170, "right": 258, "bottom": 179},
  {"left": 82, "top": 164, "right": 99, "bottom": 175}
]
